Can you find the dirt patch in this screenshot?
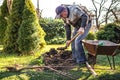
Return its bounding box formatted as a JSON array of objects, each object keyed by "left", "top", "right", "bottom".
[{"left": 42, "top": 48, "right": 76, "bottom": 70}]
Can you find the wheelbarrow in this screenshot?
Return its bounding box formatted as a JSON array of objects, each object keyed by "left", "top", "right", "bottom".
[{"left": 82, "top": 40, "right": 120, "bottom": 69}]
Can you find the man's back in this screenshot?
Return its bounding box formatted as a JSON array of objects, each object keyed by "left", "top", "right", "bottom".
[{"left": 61, "top": 4, "right": 89, "bottom": 28}]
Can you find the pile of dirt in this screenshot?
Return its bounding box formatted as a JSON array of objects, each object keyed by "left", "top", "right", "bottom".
[{"left": 42, "top": 48, "right": 76, "bottom": 70}]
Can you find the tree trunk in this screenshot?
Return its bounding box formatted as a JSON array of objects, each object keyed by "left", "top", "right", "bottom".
[
  {"left": 7, "top": 0, "right": 12, "bottom": 14},
  {"left": 105, "top": 12, "right": 109, "bottom": 24},
  {"left": 96, "top": 17, "right": 100, "bottom": 29}
]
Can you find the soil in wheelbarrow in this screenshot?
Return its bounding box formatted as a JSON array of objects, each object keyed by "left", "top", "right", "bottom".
[{"left": 39, "top": 48, "right": 76, "bottom": 70}]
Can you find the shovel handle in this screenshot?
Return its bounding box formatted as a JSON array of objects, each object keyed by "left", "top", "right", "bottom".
[
  {"left": 69, "top": 32, "right": 81, "bottom": 43},
  {"left": 57, "top": 32, "right": 81, "bottom": 50}
]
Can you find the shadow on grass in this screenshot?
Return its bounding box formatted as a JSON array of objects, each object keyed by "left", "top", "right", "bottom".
[
  {"left": 0, "top": 69, "right": 92, "bottom": 80},
  {"left": 29, "top": 57, "right": 93, "bottom": 80},
  {"left": 90, "top": 72, "right": 120, "bottom": 80},
  {"left": 25, "top": 69, "right": 92, "bottom": 80},
  {"left": 93, "top": 53, "right": 120, "bottom": 68},
  {"left": 0, "top": 71, "right": 24, "bottom": 79}
]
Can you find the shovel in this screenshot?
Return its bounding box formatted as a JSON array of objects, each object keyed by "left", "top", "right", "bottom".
[{"left": 57, "top": 32, "right": 82, "bottom": 50}]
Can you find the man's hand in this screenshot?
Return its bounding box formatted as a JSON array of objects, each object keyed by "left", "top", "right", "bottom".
[
  {"left": 66, "top": 40, "right": 71, "bottom": 47},
  {"left": 66, "top": 27, "right": 84, "bottom": 47},
  {"left": 77, "top": 27, "right": 84, "bottom": 34}
]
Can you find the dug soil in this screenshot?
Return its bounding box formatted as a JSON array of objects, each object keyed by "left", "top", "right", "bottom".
[{"left": 41, "top": 48, "right": 77, "bottom": 70}]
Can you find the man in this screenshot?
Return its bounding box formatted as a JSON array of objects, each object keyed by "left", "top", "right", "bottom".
[{"left": 55, "top": 4, "right": 91, "bottom": 64}]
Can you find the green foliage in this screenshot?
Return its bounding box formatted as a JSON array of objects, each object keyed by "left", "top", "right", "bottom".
[
  {"left": 96, "top": 23, "right": 120, "bottom": 43},
  {"left": 3, "top": 0, "right": 25, "bottom": 53},
  {"left": 3, "top": 0, "right": 46, "bottom": 54},
  {"left": 49, "top": 38, "right": 65, "bottom": 44},
  {"left": 39, "top": 18, "right": 65, "bottom": 44},
  {"left": 85, "top": 31, "right": 96, "bottom": 40},
  {"left": 30, "top": 55, "right": 44, "bottom": 65},
  {"left": 17, "top": 0, "right": 46, "bottom": 54},
  {"left": 0, "top": 0, "right": 9, "bottom": 44}
]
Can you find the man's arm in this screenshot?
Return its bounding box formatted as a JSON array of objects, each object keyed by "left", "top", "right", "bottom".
[
  {"left": 64, "top": 23, "right": 71, "bottom": 40},
  {"left": 73, "top": 7, "right": 88, "bottom": 33},
  {"left": 77, "top": 14, "right": 88, "bottom": 34},
  {"left": 81, "top": 14, "right": 87, "bottom": 28}
]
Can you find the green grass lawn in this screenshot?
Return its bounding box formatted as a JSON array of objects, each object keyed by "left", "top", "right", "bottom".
[{"left": 0, "top": 44, "right": 120, "bottom": 80}]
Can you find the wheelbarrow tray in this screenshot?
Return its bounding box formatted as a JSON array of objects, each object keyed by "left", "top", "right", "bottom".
[
  {"left": 82, "top": 40, "right": 120, "bottom": 56},
  {"left": 82, "top": 40, "right": 120, "bottom": 69}
]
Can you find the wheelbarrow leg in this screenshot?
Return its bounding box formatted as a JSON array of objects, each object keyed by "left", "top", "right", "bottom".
[
  {"left": 91, "top": 56, "right": 97, "bottom": 69},
  {"left": 112, "top": 56, "right": 115, "bottom": 70},
  {"left": 87, "top": 54, "right": 96, "bottom": 69},
  {"left": 107, "top": 55, "right": 112, "bottom": 69}
]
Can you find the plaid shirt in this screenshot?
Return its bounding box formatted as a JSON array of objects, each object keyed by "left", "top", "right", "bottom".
[{"left": 62, "top": 5, "right": 89, "bottom": 40}]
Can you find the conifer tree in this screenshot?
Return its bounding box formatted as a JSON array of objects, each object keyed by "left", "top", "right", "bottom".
[
  {"left": 3, "top": 0, "right": 25, "bottom": 53},
  {"left": 0, "top": 0, "right": 9, "bottom": 44},
  {"left": 17, "top": 0, "right": 46, "bottom": 54}
]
